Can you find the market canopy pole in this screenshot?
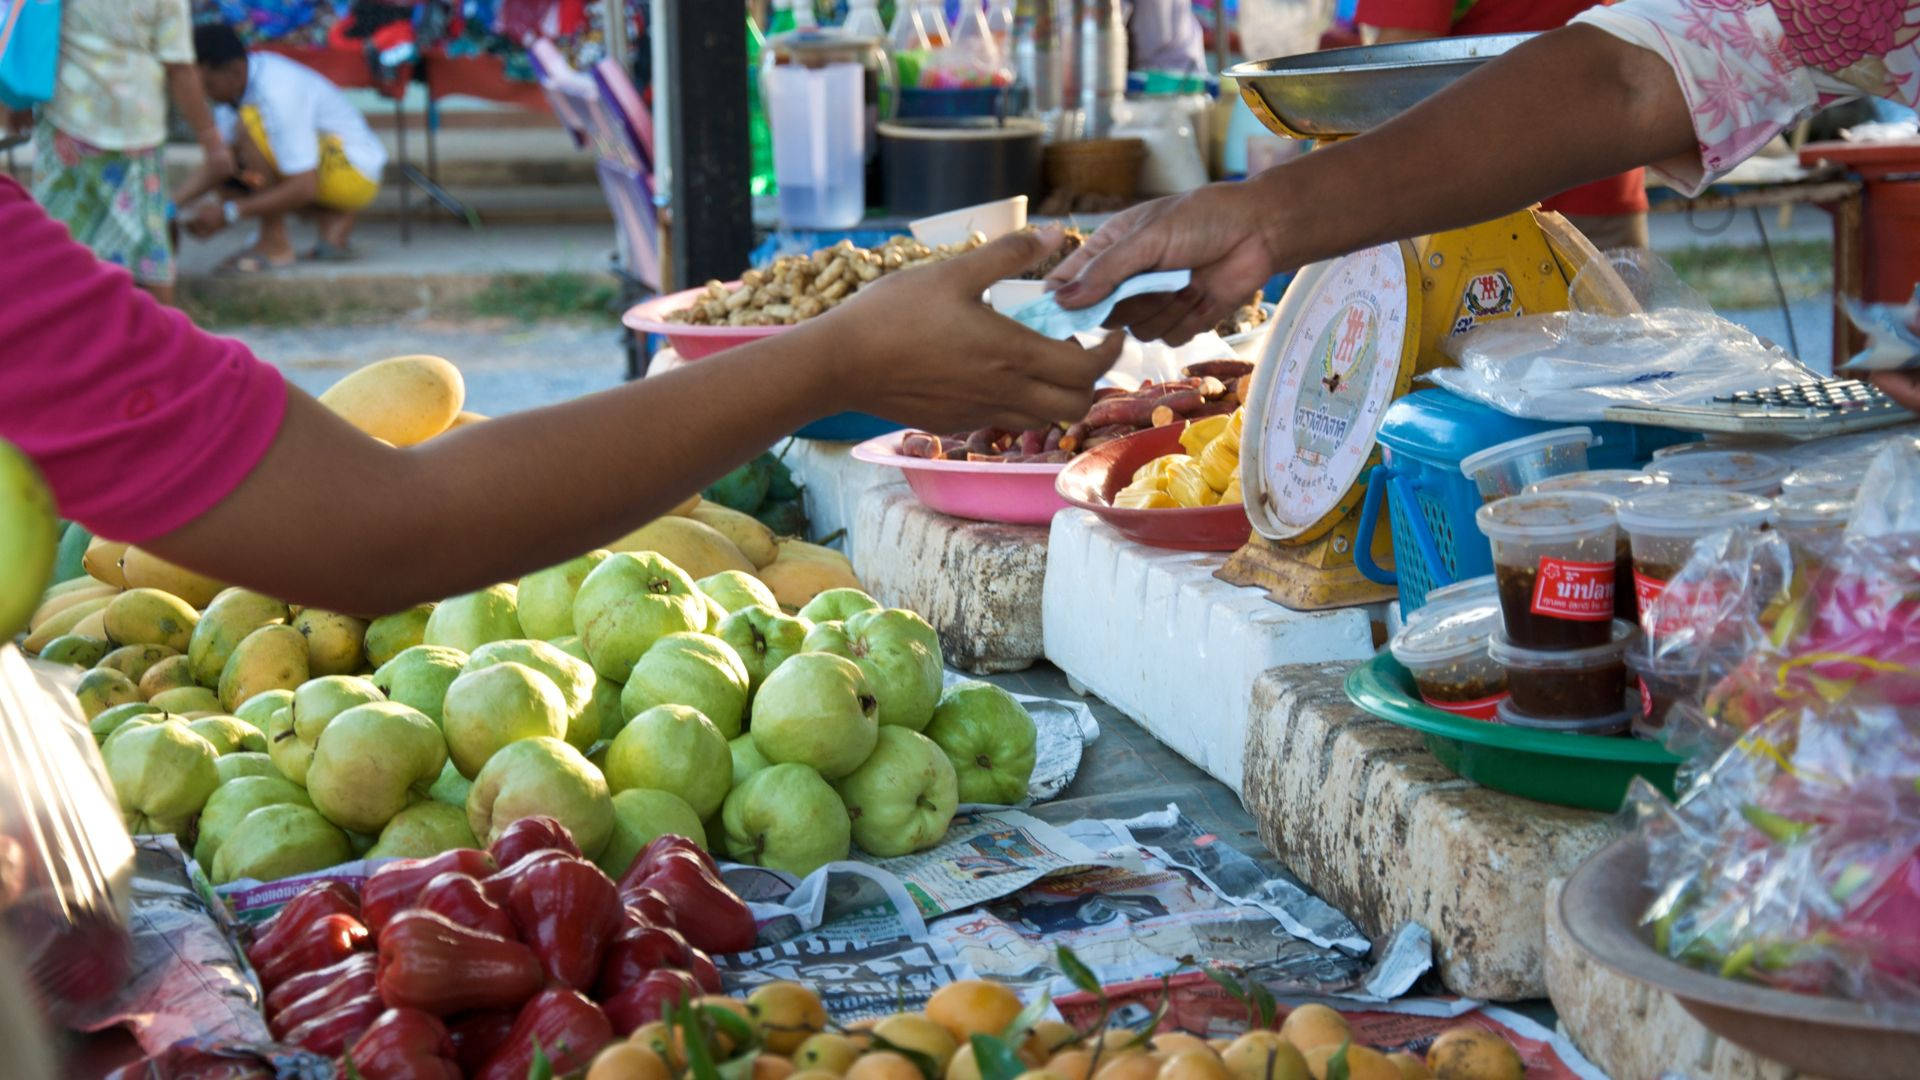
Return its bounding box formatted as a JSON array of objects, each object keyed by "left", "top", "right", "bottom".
[{"left": 655, "top": 0, "right": 754, "bottom": 291}]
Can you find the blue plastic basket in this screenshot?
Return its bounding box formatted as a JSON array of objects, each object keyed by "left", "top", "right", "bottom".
[{"left": 1355, "top": 389, "right": 1694, "bottom": 615}]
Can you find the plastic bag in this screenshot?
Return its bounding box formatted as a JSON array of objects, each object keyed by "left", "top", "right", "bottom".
[
  {"left": 1839, "top": 285, "right": 1920, "bottom": 372},
  {"left": 1630, "top": 439, "right": 1920, "bottom": 1006},
  {"left": 0, "top": 647, "right": 137, "bottom": 1022}
]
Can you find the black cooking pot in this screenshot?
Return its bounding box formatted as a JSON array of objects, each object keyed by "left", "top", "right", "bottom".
[{"left": 879, "top": 117, "right": 1045, "bottom": 218}]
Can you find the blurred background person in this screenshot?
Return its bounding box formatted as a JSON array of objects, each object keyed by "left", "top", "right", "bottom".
[{"left": 25, "top": 0, "right": 231, "bottom": 306}]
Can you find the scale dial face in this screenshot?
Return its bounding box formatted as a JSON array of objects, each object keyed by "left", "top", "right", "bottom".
[{"left": 1244, "top": 242, "right": 1414, "bottom": 541}]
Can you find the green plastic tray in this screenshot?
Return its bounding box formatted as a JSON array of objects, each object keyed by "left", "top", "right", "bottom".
[{"left": 1345, "top": 651, "right": 1683, "bottom": 812}]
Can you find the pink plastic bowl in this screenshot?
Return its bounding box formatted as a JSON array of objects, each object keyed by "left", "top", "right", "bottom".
[
  {"left": 623, "top": 284, "right": 794, "bottom": 360},
  {"left": 850, "top": 432, "right": 1069, "bottom": 526}
]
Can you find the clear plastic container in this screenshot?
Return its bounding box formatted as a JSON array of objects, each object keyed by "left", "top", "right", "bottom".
[
  {"left": 1414, "top": 574, "right": 1497, "bottom": 616},
  {"left": 1524, "top": 471, "right": 1671, "bottom": 625},
  {"left": 1616, "top": 489, "right": 1775, "bottom": 612},
  {"left": 1645, "top": 450, "right": 1789, "bottom": 496},
  {"left": 842, "top": 0, "right": 888, "bottom": 36},
  {"left": 1624, "top": 644, "right": 1696, "bottom": 739},
  {"left": 1775, "top": 494, "right": 1853, "bottom": 568},
  {"left": 768, "top": 61, "right": 867, "bottom": 228},
  {"left": 1389, "top": 597, "right": 1508, "bottom": 719},
  {"left": 1459, "top": 427, "right": 1594, "bottom": 503},
  {"left": 1494, "top": 699, "right": 1631, "bottom": 736},
  {"left": 1779, "top": 465, "right": 1859, "bottom": 503},
  {"left": 1476, "top": 492, "right": 1621, "bottom": 650},
  {"left": 1488, "top": 620, "right": 1633, "bottom": 720}
]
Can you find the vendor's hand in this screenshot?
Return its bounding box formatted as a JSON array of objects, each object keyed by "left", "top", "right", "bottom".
[
  {"left": 1871, "top": 371, "right": 1920, "bottom": 414},
  {"left": 823, "top": 227, "right": 1125, "bottom": 432},
  {"left": 1044, "top": 181, "right": 1279, "bottom": 346},
  {"left": 185, "top": 201, "right": 227, "bottom": 238}
]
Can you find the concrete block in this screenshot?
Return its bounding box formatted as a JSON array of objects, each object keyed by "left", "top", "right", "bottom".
[
  {"left": 1544, "top": 878, "right": 1806, "bottom": 1079},
  {"left": 1042, "top": 511, "right": 1376, "bottom": 793},
  {"left": 1240, "top": 663, "right": 1618, "bottom": 1000},
  {"left": 848, "top": 483, "right": 1048, "bottom": 674},
  {"left": 780, "top": 437, "right": 899, "bottom": 548}
]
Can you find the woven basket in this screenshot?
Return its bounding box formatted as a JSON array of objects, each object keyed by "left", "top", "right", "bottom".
[{"left": 1043, "top": 138, "right": 1147, "bottom": 199}]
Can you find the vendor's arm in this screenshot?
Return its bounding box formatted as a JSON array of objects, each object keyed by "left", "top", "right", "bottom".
[
  {"left": 1046, "top": 24, "right": 1695, "bottom": 342},
  {"left": 0, "top": 179, "right": 1119, "bottom": 612}
]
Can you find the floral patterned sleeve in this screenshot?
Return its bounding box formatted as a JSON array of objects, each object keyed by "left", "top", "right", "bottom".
[{"left": 1571, "top": 0, "right": 1920, "bottom": 195}]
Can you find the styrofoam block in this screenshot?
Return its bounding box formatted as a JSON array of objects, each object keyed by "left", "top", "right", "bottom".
[
  {"left": 778, "top": 437, "right": 898, "bottom": 547},
  {"left": 1042, "top": 509, "right": 1379, "bottom": 793}
]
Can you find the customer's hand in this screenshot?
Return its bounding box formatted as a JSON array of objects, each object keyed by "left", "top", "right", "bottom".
[
  {"left": 1044, "top": 181, "right": 1279, "bottom": 346},
  {"left": 1870, "top": 372, "right": 1920, "bottom": 413},
  {"left": 820, "top": 227, "right": 1125, "bottom": 432},
  {"left": 185, "top": 201, "right": 227, "bottom": 238},
  {"left": 199, "top": 141, "right": 237, "bottom": 181}
]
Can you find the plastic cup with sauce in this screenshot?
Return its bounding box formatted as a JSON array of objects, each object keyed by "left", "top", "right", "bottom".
[
  {"left": 1645, "top": 450, "right": 1790, "bottom": 496},
  {"left": 1487, "top": 620, "right": 1633, "bottom": 722},
  {"left": 1476, "top": 492, "right": 1621, "bottom": 650},
  {"left": 1779, "top": 465, "right": 1859, "bottom": 503},
  {"left": 1624, "top": 644, "right": 1697, "bottom": 740},
  {"left": 1615, "top": 489, "right": 1775, "bottom": 612},
  {"left": 1775, "top": 494, "right": 1853, "bottom": 569},
  {"left": 1388, "top": 596, "right": 1508, "bottom": 719},
  {"left": 1525, "top": 470, "right": 1671, "bottom": 624},
  {"left": 1459, "top": 427, "right": 1594, "bottom": 503},
  {"left": 1493, "top": 699, "right": 1631, "bottom": 736}
]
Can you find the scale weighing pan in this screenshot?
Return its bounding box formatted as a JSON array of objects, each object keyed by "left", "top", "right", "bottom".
[{"left": 1228, "top": 33, "right": 1533, "bottom": 139}]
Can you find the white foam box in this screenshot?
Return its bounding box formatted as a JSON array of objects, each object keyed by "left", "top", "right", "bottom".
[
  {"left": 777, "top": 437, "right": 898, "bottom": 547},
  {"left": 1042, "top": 510, "right": 1382, "bottom": 793}
]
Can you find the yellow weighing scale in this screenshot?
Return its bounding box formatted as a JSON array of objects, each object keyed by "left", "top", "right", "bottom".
[{"left": 1218, "top": 35, "right": 1627, "bottom": 610}]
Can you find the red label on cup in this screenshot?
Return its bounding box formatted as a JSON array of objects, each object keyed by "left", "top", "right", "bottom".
[
  {"left": 1638, "top": 675, "right": 1653, "bottom": 719},
  {"left": 1530, "top": 558, "right": 1616, "bottom": 621},
  {"left": 1420, "top": 691, "right": 1508, "bottom": 720},
  {"left": 1634, "top": 570, "right": 1668, "bottom": 611}
]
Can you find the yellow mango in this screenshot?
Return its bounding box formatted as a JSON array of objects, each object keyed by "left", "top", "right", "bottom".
[
  {"left": 669, "top": 493, "right": 702, "bottom": 517},
  {"left": 21, "top": 595, "right": 112, "bottom": 653},
  {"left": 755, "top": 554, "right": 864, "bottom": 614},
  {"left": 84, "top": 537, "right": 129, "bottom": 588},
  {"left": 103, "top": 588, "right": 200, "bottom": 651},
  {"left": 773, "top": 539, "right": 858, "bottom": 577},
  {"left": 69, "top": 608, "right": 107, "bottom": 641},
  {"left": 689, "top": 503, "right": 779, "bottom": 568},
  {"left": 121, "top": 547, "right": 227, "bottom": 608},
  {"left": 292, "top": 609, "right": 368, "bottom": 676},
  {"left": 1179, "top": 415, "right": 1231, "bottom": 457},
  {"left": 44, "top": 574, "right": 109, "bottom": 599},
  {"left": 317, "top": 354, "right": 465, "bottom": 446},
  {"left": 611, "top": 516, "right": 756, "bottom": 579},
  {"left": 218, "top": 624, "right": 310, "bottom": 712},
  {"left": 29, "top": 582, "right": 117, "bottom": 631}
]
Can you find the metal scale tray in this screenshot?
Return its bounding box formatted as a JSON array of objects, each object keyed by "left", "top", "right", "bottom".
[{"left": 1227, "top": 34, "right": 1533, "bottom": 139}]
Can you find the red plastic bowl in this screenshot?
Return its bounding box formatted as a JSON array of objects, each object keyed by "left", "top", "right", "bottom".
[
  {"left": 623, "top": 284, "right": 793, "bottom": 360},
  {"left": 1054, "top": 424, "right": 1254, "bottom": 551},
  {"left": 850, "top": 432, "right": 1068, "bottom": 526}
]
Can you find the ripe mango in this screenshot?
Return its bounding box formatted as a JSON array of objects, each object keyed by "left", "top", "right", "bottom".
[
  {"left": 611, "top": 516, "right": 756, "bottom": 580},
  {"left": 21, "top": 595, "right": 111, "bottom": 653},
  {"left": 755, "top": 555, "right": 865, "bottom": 614},
  {"left": 83, "top": 536, "right": 129, "bottom": 588},
  {"left": 40, "top": 634, "right": 109, "bottom": 667},
  {"left": 103, "top": 588, "right": 199, "bottom": 651},
  {"left": 69, "top": 608, "right": 107, "bottom": 641},
  {"left": 28, "top": 582, "right": 116, "bottom": 632},
  {"left": 690, "top": 503, "right": 779, "bottom": 568},
  {"left": 188, "top": 589, "right": 290, "bottom": 688},
  {"left": 97, "top": 643, "right": 180, "bottom": 683},
  {"left": 75, "top": 667, "right": 140, "bottom": 719},
  {"left": 773, "top": 539, "right": 858, "bottom": 577},
  {"left": 219, "top": 624, "right": 311, "bottom": 712},
  {"left": 294, "top": 609, "right": 368, "bottom": 676},
  {"left": 669, "top": 493, "right": 703, "bottom": 517},
  {"left": 120, "top": 548, "right": 227, "bottom": 608},
  {"left": 317, "top": 354, "right": 465, "bottom": 446},
  {"left": 138, "top": 654, "right": 197, "bottom": 698}
]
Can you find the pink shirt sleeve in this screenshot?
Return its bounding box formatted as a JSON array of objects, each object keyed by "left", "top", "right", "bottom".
[{"left": 0, "top": 177, "right": 288, "bottom": 543}]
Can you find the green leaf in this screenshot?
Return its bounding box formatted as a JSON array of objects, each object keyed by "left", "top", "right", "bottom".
[
  {"left": 868, "top": 1032, "right": 944, "bottom": 1080},
  {"left": 701, "top": 1002, "right": 760, "bottom": 1052},
  {"left": 676, "top": 997, "right": 727, "bottom": 1080},
  {"left": 1199, "top": 965, "right": 1249, "bottom": 1003},
  {"left": 342, "top": 1060, "right": 365, "bottom": 1080},
  {"left": 1251, "top": 985, "right": 1277, "bottom": 1030},
  {"left": 1057, "top": 946, "right": 1103, "bottom": 998},
  {"left": 1324, "top": 1040, "right": 1351, "bottom": 1080},
  {"left": 528, "top": 1038, "right": 555, "bottom": 1080},
  {"left": 972, "top": 1034, "right": 1030, "bottom": 1080},
  {"left": 998, "top": 989, "right": 1053, "bottom": 1044}
]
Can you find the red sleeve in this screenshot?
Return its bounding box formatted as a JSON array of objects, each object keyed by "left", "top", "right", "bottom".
[
  {"left": 1351, "top": 0, "right": 1456, "bottom": 34},
  {"left": 0, "top": 177, "right": 288, "bottom": 543}
]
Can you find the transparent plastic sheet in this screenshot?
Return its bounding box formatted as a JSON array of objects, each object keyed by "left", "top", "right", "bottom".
[
  {"left": 1627, "top": 438, "right": 1920, "bottom": 1006},
  {"left": 1431, "top": 250, "right": 1818, "bottom": 421}
]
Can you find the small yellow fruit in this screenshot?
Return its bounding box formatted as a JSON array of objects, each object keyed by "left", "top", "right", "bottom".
[
  {"left": 1148, "top": 1035, "right": 1213, "bottom": 1059},
  {"left": 1280, "top": 1005, "right": 1350, "bottom": 1053},
  {"left": 686, "top": 995, "right": 753, "bottom": 1058},
  {"left": 27, "top": 582, "right": 115, "bottom": 632},
  {"left": 795, "top": 1033, "right": 863, "bottom": 1075},
  {"left": 947, "top": 1043, "right": 982, "bottom": 1080},
  {"left": 747, "top": 981, "right": 829, "bottom": 1055},
  {"left": 1303, "top": 1045, "right": 1397, "bottom": 1080},
  {"left": 1023, "top": 1020, "right": 1080, "bottom": 1060},
  {"left": 612, "top": 516, "right": 756, "bottom": 580},
  {"left": 926, "top": 979, "right": 1025, "bottom": 1043},
  {"left": 756, "top": 554, "right": 864, "bottom": 614},
  {"left": 292, "top": 609, "right": 368, "bottom": 677},
  {"left": 1219, "top": 1032, "right": 1308, "bottom": 1080},
  {"left": 630, "top": 1021, "right": 681, "bottom": 1069},
  {"left": 588, "top": 1042, "right": 671, "bottom": 1080},
  {"left": 1386, "top": 1051, "right": 1430, "bottom": 1080},
  {"left": 845, "top": 1052, "right": 923, "bottom": 1080},
  {"left": 1047, "top": 1049, "right": 1096, "bottom": 1080},
  {"left": 103, "top": 588, "right": 199, "bottom": 651},
  {"left": 318, "top": 354, "right": 465, "bottom": 446},
  {"left": 755, "top": 1055, "right": 799, "bottom": 1080},
  {"left": 1423, "top": 1027, "right": 1522, "bottom": 1080},
  {"left": 691, "top": 503, "right": 780, "bottom": 568},
  {"left": 872, "top": 1013, "right": 959, "bottom": 1073},
  {"left": 1091, "top": 1052, "right": 1161, "bottom": 1080},
  {"left": 1157, "top": 1049, "right": 1231, "bottom": 1080},
  {"left": 22, "top": 595, "right": 111, "bottom": 653}
]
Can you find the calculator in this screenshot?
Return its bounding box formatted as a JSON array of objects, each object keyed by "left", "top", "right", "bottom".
[{"left": 1601, "top": 378, "right": 1913, "bottom": 438}]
